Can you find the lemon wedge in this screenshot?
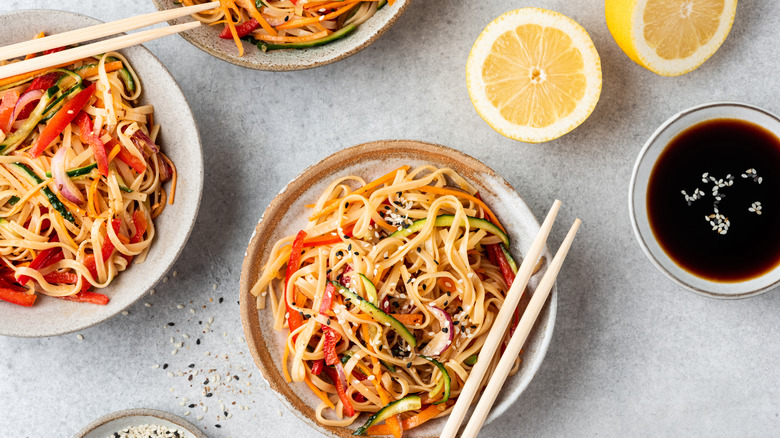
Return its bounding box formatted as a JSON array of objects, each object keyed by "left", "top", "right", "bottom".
[
  {"left": 606, "top": 0, "right": 738, "bottom": 76},
  {"left": 466, "top": 8, "right": 602, "bottom": 143}
]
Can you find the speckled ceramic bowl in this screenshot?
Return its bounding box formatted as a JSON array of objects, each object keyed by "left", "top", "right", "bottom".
[
  {"left": 74, "top": 408, "right": 207, "bottom": 438},
  {"left": 239, "top": 140, "right": 556, "bottom": 437},
  {"left": 0, "top": 10, "right": 204, "bottom": 337},
  {"left": 151, "top": 0, "right": 410, "bottom": 71}
]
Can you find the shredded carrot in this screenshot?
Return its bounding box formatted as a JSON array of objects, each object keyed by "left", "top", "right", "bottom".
[
  {"left": 366, "top": 404, "right": 445, "bottom": 435},
  {"left": 70, "top": 61, "right": 123, "bottom": 84},
  {"left": 305, "top": 374, "right": 335, "bottom": 409},
  {"left": 235, "top": 0, "right": 277, "bottom": 36},
  {"left": 107, "top": 143, "right": 121, "bottom": 163},
  {"left": 117, "top": 234, "right": 130, "bottom": 245},
  {"left": 309, "top": 165, "right": 411, "bottom": 221},
  {"left": 275, "top": 2, "right": 360, "bottom": 30},
  {"left": 254, "top": 30, "right": 329, "bottom": 43},
  {"left": 355, "top": 313, "right": 422, "bottom": 326},
  {"left": 282, "top": 341, "right": 292, "bottom": 383},
  {"left": 437, "top": 277, "right": 457, "bottom": 294},
  {"left": 87, "top": 177, "right": 101, "bottom": 218},
  {"left": 221, "top": 4, "right": 244, "bottom": 56},
  {"left": 416, "top": 186, "right": 506, "bottom": 233}
]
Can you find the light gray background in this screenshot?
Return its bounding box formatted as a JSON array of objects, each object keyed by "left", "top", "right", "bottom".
[{"left": 1, "top": 1, "right": 778, "bottom": 437}]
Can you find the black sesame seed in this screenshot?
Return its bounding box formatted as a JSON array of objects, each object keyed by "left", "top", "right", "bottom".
[
  {"left": 354, "top": 251, "right": 359, "bottom": 255},
  {"left": 457, "top": 306, "right": 464, "bottom": 312},
  {"left": 167, "top": 322, "right": 175, "bottom": 326},
  {"left": 442, "top": 327, "right": 449, "bottom": 333},
  {"left": 188, "top": 363, "right": 195, "bottom": 368},
  {"left": 219, "top": 297, "right": 224, "bottom": 303},
  {"left": 215, "top": 424, "right": 221, "bottom": 428},
  {"left": 347, "top": 244, "right": 352, "bottom": 251},
  {"left": 416, "top": 247, "right": 421, "bottom": 253},
  {"left": 163, "top": 364, "right": 168, "bottom": 369},
  {"left": 326, "top": 319, "right": 331, "bottom": 325},
  {"left": 460, "top": 325, "right": 466, "bottom": 333},
  {"left": 224, "top": 411, "right": 228, "bottom": 416},
  {"left": 189, "top": 403, "right": 196, "bottom": 408},
  {"left": 407, "top": 278, "right": 413, "bottom": 284},
  {"left": 453, "top": 321, "right": 460, "bottom": 325},
  {"left": 196, "top": 339, "right": 201, "bottom": 345},
  {"left": 444, "top": 301, "right": 448, "bottom": 306},
  {"left": 234, "top": 375, "right": 240, "bottom": 380},
  {"left": 204, "top": 379, "right": 209, "bottom": 384},
  {"left": 284, "top": 16, "right": 289, "bottom": 21},
  {"left": 206, "top": 392, "right": 213, "bottom": 397},
  {"left": 343, "top": 235, "right": 349, "bottom": 239},
  {"left": 392, "top": 302, "right": 399, "bottom": 308},
  {"left": 422, "top": 284, "right": 427, "bottom": 291},
  {"left": 446, "top": 291, "right": 451, "bottom": 296},
  {"left": 384, "top": 205, "right": 390, "bottom": 210},
  {"left": 345, "top": 202, "right": 349, "bottom": 208},
  {"left": 198, "top": 321, "right": 202, "bottom": 325},
  {"left": 406, "top": 362, "right": 412, "bottom": 369},
  {"left": 434, "top": 260, "right": 439, "bottom": 265},
  {"left": 396, "top": 191, "right": 402, "bottom": 197},
  {"left": 326, "top": 269, "right": 332, "bottom": 274}
]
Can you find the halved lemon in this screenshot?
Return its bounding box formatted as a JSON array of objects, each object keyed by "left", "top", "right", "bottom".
[
  {"left": 605, "top": 0, "right": 738, "bottom": 76},
  {"left": 466, "top": 8, "right": 602, "bottom": 143}
]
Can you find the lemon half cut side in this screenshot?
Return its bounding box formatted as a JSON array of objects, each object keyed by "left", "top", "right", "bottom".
[
  {"left": 606, "top": 0, "right": 738, "bottom": 76},
  {"left": 466, "top": 8, "right": 602, "bottom": 143}
]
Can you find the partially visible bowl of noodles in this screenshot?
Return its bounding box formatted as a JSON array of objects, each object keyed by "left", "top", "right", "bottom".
[
  {"left": 239, "top": 140, "right": 556, "bottom": 437},
  {"left": 151, "top": 0, "right": 411, "bottom": 71},
  {"left": 0, "top": 10, "right": 203, "bottom": 337}
]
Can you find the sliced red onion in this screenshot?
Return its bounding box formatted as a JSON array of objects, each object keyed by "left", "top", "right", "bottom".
[
  {"left": 335, "top": 362, "right": 348, "bottom": 388},
  {"left": 131, "top": 129, "right": 159, "bottom": 153},
  {"left": 51, "top": 147, "right": 84, "bottom": 204},
  {"left": 420, "top": 305, "right": 454, "bottom": 356},
  {"left": 8, "top": 89, "right": 43, "bottom": 129},
  {"left": 338, "top": 265, "right": 353, "bottom": 287},
  {"left": 156, "top": 154, "right": 172, "bottom": 182}
]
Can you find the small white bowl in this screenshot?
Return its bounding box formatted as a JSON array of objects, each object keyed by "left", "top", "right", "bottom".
[
  {"left": 74, "top": 408, "right": 207, "bottom": 438},
  {"left": 629, "top": 102, "right": 780, "bottom": 299}
]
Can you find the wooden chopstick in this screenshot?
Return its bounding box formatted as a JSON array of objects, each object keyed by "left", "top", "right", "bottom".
[
  {"left": 0, "top": 21, "right": 200, "bottom": 80},
  {"left": 460, "top": 218, "right": 582, "bottom": 438},
  {"left": 0, "top": 2, "right": 219, "bottom": 62},
  {"left": 440, "top": 199, "right": 562, "bottom": 438}
]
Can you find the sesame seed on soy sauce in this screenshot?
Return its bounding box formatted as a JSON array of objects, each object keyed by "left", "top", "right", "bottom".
[{"left": 647, "top": 118, "right": 780, "bottom": 282}]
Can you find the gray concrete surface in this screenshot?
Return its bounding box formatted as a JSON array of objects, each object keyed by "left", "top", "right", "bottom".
[{"left": 1, "top": 1, "right": 779, "bottom": 437}]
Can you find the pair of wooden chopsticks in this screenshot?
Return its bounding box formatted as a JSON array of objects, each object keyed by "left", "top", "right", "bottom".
[
  {"left": 441, "top": 200, "right": 581, "bottom": 438},
  {"left": 0, "top": 2, "right": 220, "bottom": 80}
]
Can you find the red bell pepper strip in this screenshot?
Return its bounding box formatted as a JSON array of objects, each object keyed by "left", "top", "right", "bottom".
[
  {"left": 105, "top": 138, "right": 147, "bottom": 173},
  {"left": 16, "top": 234, "right": 60, "bottom": 286},
  {"left": 322, "top": 326, "right": 341, "bottom": 366},
  {"left": 30, "top": 82, "right": 96, "bottom": 157},
  {"left": 284, "top": 230, "right": 308, "bottom": 338},
  {"left": 311, "top": 359, "right": 324, "bottom": 376},
  {"left": 121, "top": 210, "right": 147, "bottom": 264},
  {"left": 218, "top": 19, "right": 259, "bottom": 39},
  {"left": 487, "top": 243, "right": 521, "bottom": 337},
  {"left": 42, "top": 271, "right": 78, "bottom": 284},
  {"left": 0, "top": 90, "right": 20, "bottom": 134},
  {"left": 43, "top": 46, "right": 66, "bottom": 55},
  {"left": 0, "top": 286, "right": 36, "bottom": 306},
  {"left": 27, "top": 72, "right": 60, "bottom": 92},
  {"left": 57, "top": 290, "right": 109, "bottom": 305},
  {"left": 319, "top": 282, "right": 337, "bottom": 314},
  {"left": 75, "top": 111, "right": 109, "bottom": 176},
  {"left": 322, "top": 365, "right": 355, "bottom": 417},
  {"left": 81, "top": 219, "right": 121, "bottom": 293},
  {"left": 303, "top": 223, "right": 355, "bottom": 247}
]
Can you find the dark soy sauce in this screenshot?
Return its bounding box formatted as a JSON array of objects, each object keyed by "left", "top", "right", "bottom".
[{"left": 647, "top": 118, "right": 780, "bottom": 282}]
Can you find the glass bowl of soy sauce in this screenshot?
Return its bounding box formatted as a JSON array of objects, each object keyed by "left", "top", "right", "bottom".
[{"left": 630, "top": 102, "right": 780, "bottom": 299}]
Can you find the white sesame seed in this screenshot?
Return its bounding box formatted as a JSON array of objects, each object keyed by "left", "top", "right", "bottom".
[
  {"left": 168, "top": 372, "right": 175, "bottom": 377},
  {"left": 208, "top": 317, "right": 214, "bottom": 324},
  {"left": 190, "top": 308, "right": 196, "bottom": 314},
  {"left": 76, "top": 334, "right": 84, "bottom": 340},
  {"left": 177, "top": 304, "right": 184, "bottom": 309},
  {"left": 176, "top": 342, "right": 184, "bottom": 348},
  {"left": 197, "top": 415, "right": 204, "bottom": 421},
  {"left": 121, "top": 310, "right": 129, "bottom": 315},
  {"left": 212, "top": 283, "right": 218, "bottom": 291},
  {"left": 172, "top": 349, "right": 178, "bottom": 355},
  {"left": 145, "top": 302, "right": 152, "bottom": 307},
  {"left": 203, "top": 406, "right": 208, "bottom": 412},
  {"left": 152, "top": 364, "right": 160, "bottom": 369},
  {"left": 170, "top": 337, "right": 175, "bottom": 343},
  {"left": 184, "top": 411, "right": 190, "bottom": 416},
  {"left": 163, "top": 277, "right": 168, "bottom": 283}
]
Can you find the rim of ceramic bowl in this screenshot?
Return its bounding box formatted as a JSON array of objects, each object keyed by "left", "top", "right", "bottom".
[
  {"left": 150, "top": 0, "right": 411, "bottom": 71},
  {"left": 239, "top": 140, "right": 557, "bottom": 437},
  {"left": 628, "top": 101, "right": 780, "bottom": 299},
  {"left": 0, "top": 9, "right": 204, "bottom": 336},
  {"left": 73, "top": 408, "right": 207, "bottom": 438}
]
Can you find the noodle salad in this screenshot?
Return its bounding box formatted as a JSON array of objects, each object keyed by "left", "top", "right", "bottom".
[
  {"left": 183, "top": 0, "right": 393, "bottom": 55},
  {"left": 251, "top": 165, "right": 538, "bottom": 436},
  {"left": 0, "top": 40, "right": 176, "bottom": 307}
]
